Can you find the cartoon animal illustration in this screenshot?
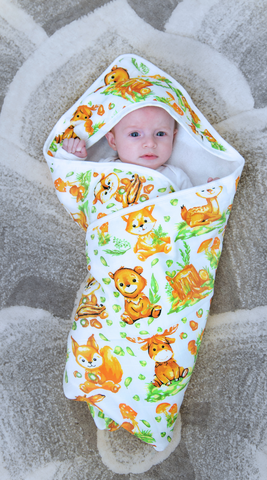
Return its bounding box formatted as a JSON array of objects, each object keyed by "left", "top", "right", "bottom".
[
  {"left": 54, "top": 125, "right": 79, "bottom": 143},
  {"left": 70, "top": 105, "right": 92, "bottom": 122},
  {"left": 84, "top": 274, "right": 101, "bottom": 295},
  {"left": 93, "top": 173, "right": 119, "bottom": 204},
  {"left": 166, "top": 264, "right": 211, "bottom": 308},
  {"left": 181, "top": 186, "right": 223, "bottom": 227},
  {"left": 122, "top": 205, "right": 171, "bottom": 261},
  {"left": 103, "top": 77, "right": 153, "bottom": 100},
  {"left": 127, "top": 325, "right": 188, "bottom": 387},
  {"left": 71, "top": 335, "right": 123, "bottom": 394},
  {"left": 70, "top": 211, "right": 88, "bottom": 231},
  {"left": 54, "top": 105, "right": 95, "bottom": 143},
  {"left": 116, "top": 174, "right": 146, "bottom": 208},
  {"left": 93, "top": 173, "right": 145, "bottom": 207},
  {"left": 70, "top": 105, "right": 94, "bottom": 134},
  {"left": 108, "top": 266, "right": 162, "bottom": 324},
  {"left": 104, "top": 65, "right": 130, "bottom": 85},
  {"left": 75, "top": 294, "right": 108, "bottom": 321}
]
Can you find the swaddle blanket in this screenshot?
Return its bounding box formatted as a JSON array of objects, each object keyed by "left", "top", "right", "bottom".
[{"left": 43, "top": 54, "right": 244, "bottom": 451}]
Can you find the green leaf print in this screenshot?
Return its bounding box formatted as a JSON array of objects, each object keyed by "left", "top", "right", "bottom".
[
  {"left": 124, "top": 377, "right": 132, "bottom": 388},
  {"left": 100, "top": 256, "right": 109, "bottom": 266},
  {"left": 176, "top": 241, "right": 190, "bottom": 269},
  {"left": 49, "top": 139, "right": 60, "bottom": 152},
  {"left": 126, "top": 347, "right": 136, "bottom": 357},
  {"left": 149, "top": 274, "right": 161, "bottom": 305},
  {"left": 205, "top": 250, "right": 221, "bottom": 269},
  {"left": 145, "top": 373, "right": 193, "bottom": 402},
  {"left": 141, "top": 420, "right": 151, "bottom": 428},
  {"left": 131, "top": 58, "right": 150, "bottom": 74},
  {"left": 98, "top": 231, "right": 111, "bottom": 247},
  {"left": 113, "top": 304, "right": 121, "bottom": 313},
  {"left": 89, "top": 121, "right": 106, "bottom": 138},
  {"left": 114, "top": 346, "right": 125, "bottom": 356},
  {"left": 88, "top": 404, "right": 95, "bottom": 417},
  {"left": 134, "top": 430, "right": 155, "bottom": 444},
  {"left": 76, "top": 170, "right": 92, "bottom": 201},
  {"left": 211, "top": 142, "right": 226, "bottom": 151},
  {"left": 104, "top": 237, "right": 131, "bottom": 256},
  {"left": 99, "top": 334, "right": 109, "bottom": 341},
  {"left": 152, "top": 225, "right": 168, "bottom": 245}
]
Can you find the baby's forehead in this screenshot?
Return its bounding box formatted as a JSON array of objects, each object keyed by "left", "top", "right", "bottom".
[{"left": 115, "top": 106, "right": 175, "bottom": 128}]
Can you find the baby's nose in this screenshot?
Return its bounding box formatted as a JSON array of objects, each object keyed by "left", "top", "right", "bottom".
[{"left": 143, "top": 135, "right": 156, "bottom": 148}]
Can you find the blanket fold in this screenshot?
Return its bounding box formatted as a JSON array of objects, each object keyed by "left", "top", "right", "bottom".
[{"left": 44, "top": 54, "right": 244, "bottom": 451}]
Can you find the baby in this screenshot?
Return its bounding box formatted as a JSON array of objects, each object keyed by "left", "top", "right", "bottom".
[{"left": 63, "top": 106, "right": 193, "bottom": 191}]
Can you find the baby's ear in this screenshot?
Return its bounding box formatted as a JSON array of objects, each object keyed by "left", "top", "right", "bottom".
[
  {"left": 173, "top": 128, "right": 178, "bottom": 139},
  {"left": 105, "top": 131, "right": 117, "bottom": 150}
]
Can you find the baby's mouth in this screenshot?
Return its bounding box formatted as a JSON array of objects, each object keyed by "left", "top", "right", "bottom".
[{"left": 141, "top": 154, "right": 158, "bottom": 159}]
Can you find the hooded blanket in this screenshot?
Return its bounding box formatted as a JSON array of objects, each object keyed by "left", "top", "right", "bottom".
[{"left": 43, "top": 54, "right": 244, "bottom": 451}]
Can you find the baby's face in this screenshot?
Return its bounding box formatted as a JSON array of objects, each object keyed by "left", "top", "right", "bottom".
[{"left": 105, "top": 106, "right": 177, "bottom": 170}]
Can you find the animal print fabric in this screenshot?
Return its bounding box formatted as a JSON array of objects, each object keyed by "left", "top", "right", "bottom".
[{"left": 44, "top": 55, "right": 244, "bottom": 451}]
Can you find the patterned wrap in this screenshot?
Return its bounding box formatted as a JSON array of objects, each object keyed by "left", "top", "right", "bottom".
[{"left": 43, "top": 54, "right": 244, "bottom": 451}]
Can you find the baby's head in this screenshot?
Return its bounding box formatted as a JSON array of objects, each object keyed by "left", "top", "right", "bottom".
[{"left": 105, "top": 106, "right": 177, "bottom": 170}]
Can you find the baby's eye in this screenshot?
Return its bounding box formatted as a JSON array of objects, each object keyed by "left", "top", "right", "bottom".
[
  {"left": 130, "top": 132, "right": 140, "bottom": 137},
  {"left": 156, "top": 131, "right": 166, "bottom": 136}
]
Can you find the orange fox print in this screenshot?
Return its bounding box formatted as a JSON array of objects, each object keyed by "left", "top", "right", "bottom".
[
  {"left": 54, "top": 105, "right": 95, "bottom": 143},
  {"left": 122, "top": 205, "right": 171, "bottom": 261},
  {"left": 70, "top": 105, "right": 94, "bottom": 135},
  {"left": 181, "top": 186, "right": 223, "bottom": 227},
  {"left": 109, "top": 266, "right": 162, "bottom": 324},
  {"left": 71, "top": 335, "right": 123, "bottom": 394}
]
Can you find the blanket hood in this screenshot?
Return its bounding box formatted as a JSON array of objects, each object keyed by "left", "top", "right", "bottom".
[{"left": 44, "top": 54, "right": 244, "bottom": 186}]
